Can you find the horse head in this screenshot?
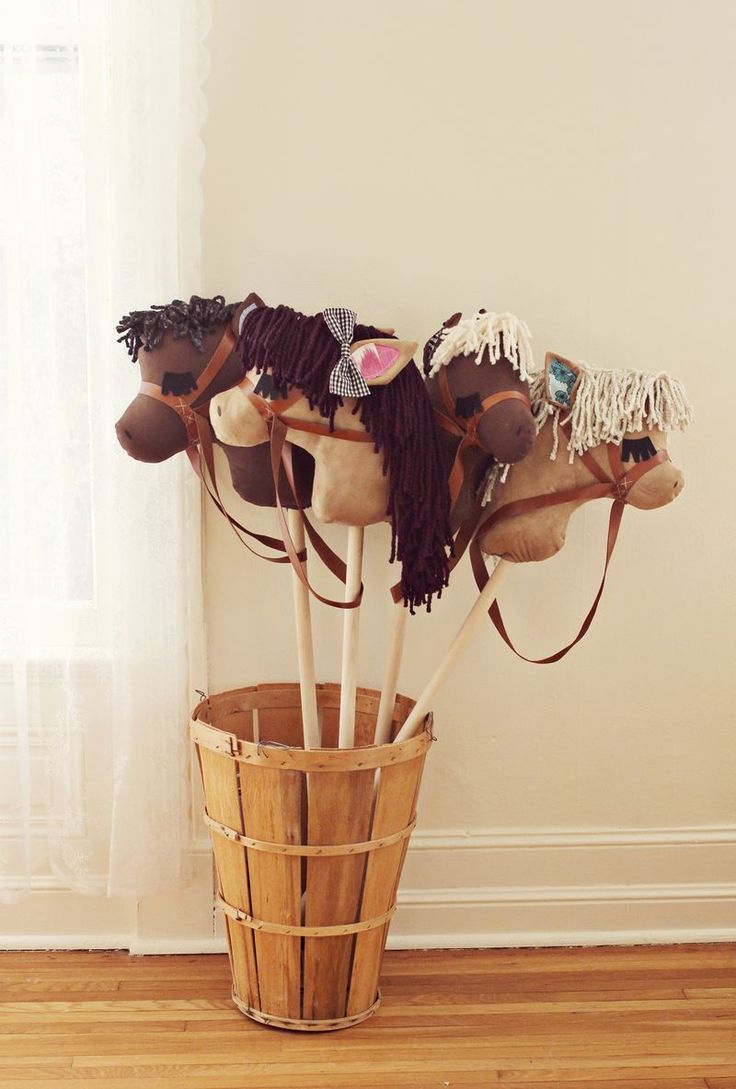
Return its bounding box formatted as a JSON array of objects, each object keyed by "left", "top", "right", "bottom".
[
  {"left": 211, "top": 304, "right": 420, "bottom": 526},
  {"left": 477, "top": 351, "right": 691, "bottom": 563},
  {"left": 115, "top": 293, "right": 261, "bottom": 462},
  {"left": 423, "top": 310, "right": 538, "bottom": 527},
  {"left": 210, "top": 302, "right": 454, "bottom": 611}
]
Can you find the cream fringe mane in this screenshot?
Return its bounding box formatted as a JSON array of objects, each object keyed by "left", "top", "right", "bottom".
[
  {"left": 427, "top": 310, "right": 536, "bottom": 381},
  {"left": 481, "top": 362, "right": 693, "bottom": 506}
]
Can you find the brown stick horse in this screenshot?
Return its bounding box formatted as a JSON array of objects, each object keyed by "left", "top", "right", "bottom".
[{"left": 472, "top": 351, "right": 692, "bottom": 662}]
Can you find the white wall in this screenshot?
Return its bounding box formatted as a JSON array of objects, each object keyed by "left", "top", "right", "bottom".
[{"left": 201, "top": 0, "right": 736, "bottom": 946}]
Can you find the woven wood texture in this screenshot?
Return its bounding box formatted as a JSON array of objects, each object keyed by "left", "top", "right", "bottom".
[{"left": 191, "top": 683, "right": 431, "bottom": 1031}]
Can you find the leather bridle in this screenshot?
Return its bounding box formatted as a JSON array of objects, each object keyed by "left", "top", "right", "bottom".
[
  {"left": 138, "top": 322, "right": 238, "bottom": 446},
  {"left": 136, "top": 314, "right": 373, "bottom": 609},
  {"left": 469, "top": 421, "right": 671, "bottom": 662},
  {"left": 433, "top": 365, "right": 532, "bottom": 512}
]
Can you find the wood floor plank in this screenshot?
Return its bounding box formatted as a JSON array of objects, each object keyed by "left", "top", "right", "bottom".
[{"left": 0, "top": 946, "right": 734, "bottom": 1084}]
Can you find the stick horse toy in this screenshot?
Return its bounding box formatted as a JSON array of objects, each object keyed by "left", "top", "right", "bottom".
[
  {"left": 372, "top": 309, "right": 539, "bottom": 743},
  {"left": 213, "top": 306, "right": 541, "bottom": 743},
  {"left": 396, "top": 350, "right": 692, "bottom": 741},
  {"left": 114, "top": 293, "right": 454, "bottom": 748}
]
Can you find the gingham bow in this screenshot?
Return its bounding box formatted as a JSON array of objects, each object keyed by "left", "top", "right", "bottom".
[{"left": 324, "top": 307, "right": 371, "bottom": 399}]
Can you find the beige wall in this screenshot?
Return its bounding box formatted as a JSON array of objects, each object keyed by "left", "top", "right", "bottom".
[{"left": 201, "top": 0, "right": 736, "bottom": 946}]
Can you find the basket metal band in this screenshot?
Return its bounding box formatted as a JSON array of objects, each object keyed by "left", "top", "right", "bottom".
[
  {"left": 216, "top": 894, "right": 396, "bottom": 937},
  {"left": 230, "top": 988, "right": 381, "bottom": 1031},
  {"left": 204, "top": 809, "right": 416, "bottom": 856}
]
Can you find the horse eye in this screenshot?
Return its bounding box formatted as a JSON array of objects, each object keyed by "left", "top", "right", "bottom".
[
  {"left": 621, "top": 436, "right": 657, "bottom": 463},
  {"left": 161, "top": 371, "right": 198, "bottom": 397}
]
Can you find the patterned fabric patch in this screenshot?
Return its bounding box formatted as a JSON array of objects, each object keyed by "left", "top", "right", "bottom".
[{"left": 547, "top": 356, "right": 578, "bottom": 407}]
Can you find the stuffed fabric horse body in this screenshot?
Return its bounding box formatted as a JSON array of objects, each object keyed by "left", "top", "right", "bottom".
[
  {"left": 478, "top": 352, "right": 691, "bottom": 563},
  {"left": 422, "top": 310, "right": 538, "bottom": 530},
  {"left": 118, "top": 294, "right": 454, "bottom": 611},
  {"left": 211, "top": 296, "right": 416, "bottom": 528}
]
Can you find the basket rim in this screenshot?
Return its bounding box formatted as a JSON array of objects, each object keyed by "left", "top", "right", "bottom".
[
  {"left": 190, "top": 682, "right": 432, "bottom": 770},
  {"left": 190, "top": 716, "right": 431, "bottom": 769}
]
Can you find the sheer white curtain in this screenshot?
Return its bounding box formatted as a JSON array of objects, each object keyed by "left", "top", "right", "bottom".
[{"left": 0, "top": 0, "right": 210, "bottom": 900}]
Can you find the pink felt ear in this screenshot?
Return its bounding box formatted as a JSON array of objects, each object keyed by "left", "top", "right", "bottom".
[
  {"left": 349, "top": 338, "right": 418, "bottom": 386},
  {"left": 355, "top": 343, "right": 400, "bottom": 379}
]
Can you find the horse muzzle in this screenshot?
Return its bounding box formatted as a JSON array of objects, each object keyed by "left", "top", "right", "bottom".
[{"left": 115, "top": 394, "right": 191, "bottom": 463}]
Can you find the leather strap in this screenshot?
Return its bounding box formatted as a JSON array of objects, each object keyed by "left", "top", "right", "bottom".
[
  {"left": 240, "top": 374, "right": 374, "bottom": 446},
  {"left": 187, "top": 414, "right": 303, "bottom": 564},
  {"left": 471, "top": 499, "right": 625, "bottom": 664},
  {"left": 138, "top": 323, "right": 237, "bottom": 444},
  {"left": 267, "top": 414, "right": 363, "bottom": 609},
  {"left": 472, "top": 436, "right": 670, "bottom": 663},
  {"left": 434, "top": 366, "right": 531, "bottom": 510}
]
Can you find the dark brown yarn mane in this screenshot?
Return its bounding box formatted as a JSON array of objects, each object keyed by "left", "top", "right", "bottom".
[{"left": 238, "top": 304, "right": 453, "bottom": 612}]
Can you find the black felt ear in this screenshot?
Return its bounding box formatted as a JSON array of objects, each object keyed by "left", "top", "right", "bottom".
[
  {"left": 254, "top": 373, "right": 289, "bottom": 401},
  {"left": 455, "top": 392, "right": 483, "bottom": 420},
  {"left": 161, "top": 371, "right": 198, "bottom": 396},
  {"left": 622, "top": 436, "right": 657, "bottom": 463}
]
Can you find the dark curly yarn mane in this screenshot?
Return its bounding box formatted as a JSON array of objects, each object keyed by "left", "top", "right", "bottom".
[
  {"left": 238, "top": 304, "right": 453, "bottom": 612},
  {"left": 116, "top": 294, "right": 238, "bottom": 363}
]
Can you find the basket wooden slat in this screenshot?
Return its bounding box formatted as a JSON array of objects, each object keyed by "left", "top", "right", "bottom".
[
  {"left": 196, "top": 746, "right": 260, "bottom": 1010},
  {"left": 302, "top": 766, "right": 376, "bottom": 1020},
  {"left": 191, "top": 682, "right": 432, "bottom": 1031},
  {"left": 346, "top": 754, "right": 427, "bottom": 1016},
  {"left": 237, "top": 761, "right": 303, "bottom": 1019}
]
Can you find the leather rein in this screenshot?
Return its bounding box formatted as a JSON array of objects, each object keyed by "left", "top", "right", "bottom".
[
  {"left": 469, "top": 422, "right": 671, "bottom": 663},
  {"left": 137, "top": 315, "right": 369, "bottom": 610}
]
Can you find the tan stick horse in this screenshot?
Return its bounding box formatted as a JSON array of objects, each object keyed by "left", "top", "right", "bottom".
[
  {"left": 395, "top": 351, "right": 692, "bottom": 741},
  {"left": 210, "top": 303, "right": 435, "bottom": 748}
]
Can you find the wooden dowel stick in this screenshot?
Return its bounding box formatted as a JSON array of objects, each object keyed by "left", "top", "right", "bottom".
[
  {"left": 393, "top": 559, "right": 511, "bottom": 744},
  {"left": 373, "top": 604, "right": 408, "bottom": 745},
  {"left": 289, "top": 509, "right": 320, "bottom": 749},
  {"left": 338, "top": 526, "right": 364, "bottom": 749}
]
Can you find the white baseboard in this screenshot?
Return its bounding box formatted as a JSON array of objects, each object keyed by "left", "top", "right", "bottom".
[{"left": 5, "top": 825, "right": 736, "bottom": 953}]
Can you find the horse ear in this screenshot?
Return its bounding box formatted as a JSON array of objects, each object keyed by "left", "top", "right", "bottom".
[
  {"left": 236, "top": 292, "right": 266, "bottom": 334},
  {"left": 544, "top": 351, "right": 581, "bottom": 410},
  {"left": 349, "top": 338, "right": 418, "bottom": 386}
]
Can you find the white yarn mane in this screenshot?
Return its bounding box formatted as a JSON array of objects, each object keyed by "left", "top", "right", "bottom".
[
  {"left": 481, "top": 361, "right": 693, "bottom": 506},
  {"left": 427, "top": 310, "right": 536, "bottom": 381}
]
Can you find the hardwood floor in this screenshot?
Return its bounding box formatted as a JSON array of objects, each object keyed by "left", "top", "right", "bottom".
[{"left": 1, "top": 944, "right": 736, "bottom": 1087}]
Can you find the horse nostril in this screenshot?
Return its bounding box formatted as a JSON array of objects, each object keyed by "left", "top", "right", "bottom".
[
  {"left": 217, "top": 406, "right": 222, "bottom": 416},
  {"left": 124, "top": 429, "right": 132, "bottom": 440}
]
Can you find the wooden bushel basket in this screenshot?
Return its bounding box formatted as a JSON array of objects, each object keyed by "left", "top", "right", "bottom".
[{"left": 191, "top": 682, "right": 433, "bottom": 1031}]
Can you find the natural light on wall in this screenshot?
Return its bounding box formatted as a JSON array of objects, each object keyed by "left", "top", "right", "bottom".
[{"left": 0, "top": 0, "right": 210, "bottom": 904}]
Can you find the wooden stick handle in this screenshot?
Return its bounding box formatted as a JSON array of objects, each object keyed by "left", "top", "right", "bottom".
[
  {"left": 373, "top": 604, "right": 408, "bottom": 745},
  {"left": 288, "top": 509, "right": 320, "bottom": 749},
  {"left": 393, "top": 559, "right": 511, "bottom": 743},
  {"left": 338, "top": 526, "right": 364, "bottom": 748}
]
